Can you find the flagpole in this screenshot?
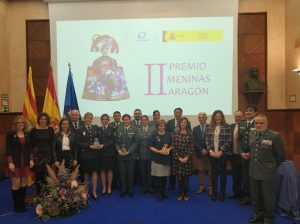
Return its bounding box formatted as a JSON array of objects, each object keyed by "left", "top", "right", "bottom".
[{"left": 68, "top": 62, "right": 71, "bottom": 72}]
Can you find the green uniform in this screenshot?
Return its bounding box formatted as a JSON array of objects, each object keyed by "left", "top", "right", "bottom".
[{"left": 248, "top": 129, "right": 285, "bottom": 223}]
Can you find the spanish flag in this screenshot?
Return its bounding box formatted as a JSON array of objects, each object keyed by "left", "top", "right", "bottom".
[
  {"left": 22, "top": 66, "right": 38, "bottom": 127},
  {"left": 43, "top": 65, "right": 60, "bottom": 126}
]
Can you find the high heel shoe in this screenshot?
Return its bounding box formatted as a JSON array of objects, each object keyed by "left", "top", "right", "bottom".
[
  {"left": 107, "top": 189, "right": 112, "bottom": 196},
  {"left": 92, "top": 193, "right": 98, "bottom": 200},
  {"left": 101, "top": 189, "right": 106, "bottom": 195}
]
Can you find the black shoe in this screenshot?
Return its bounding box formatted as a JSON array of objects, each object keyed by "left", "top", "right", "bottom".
[
  {"left": 161, "top": 192, "right": 168, "bottom": 199},
  {"left": 229, "top": 194, "right": 241, "bottom": 199},
  {"left": 156, "top": 194, "right": 163, "bottom": 201},
  {"left": 219, "top": 195, "right": 225, "bottom": 201},
  {"left": 142, "top": 188, "right": 148, "bottom": 194},
  {"left": 120, "top": 192, "right": 126, "bottom": 197},
  {"left": 148, "top": 188, "right": 154, "bottom": 194},
  {"left": 240, "top": 197, "right": 251, "bottom": 205},
  {"left": 92, "top": 194, "right": 98, "bottom": 200},
  {"left": 211, "top": 195, "right": 217, "bottom": 202},
  {"left": 168, "top": 185, "right": 175, "bottom": 191},
  {"left": 263, "top": 217, "right": 274, "bottom": 224},
  {"left": 128, "top": 192, "right": 134, "bottom": 198},
  {"left": 248, "top": 215, "right": 264, "bottom": 223}
]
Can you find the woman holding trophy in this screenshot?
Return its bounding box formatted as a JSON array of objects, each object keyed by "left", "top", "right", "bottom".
[{"left": 115, "top": 114, "right": 138, "bottom": 197}]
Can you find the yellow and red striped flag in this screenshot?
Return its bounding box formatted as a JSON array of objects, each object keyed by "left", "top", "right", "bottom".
[
  {"left": 22, "top": 66, "right": 38, "bottom": 127},
  {"left": 43, "top": 65, "right": 60, "bottom": 125}
]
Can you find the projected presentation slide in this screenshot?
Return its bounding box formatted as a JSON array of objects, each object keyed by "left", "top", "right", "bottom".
[{"left": 56, "top": 17, "right": 234, "bottom": 116}]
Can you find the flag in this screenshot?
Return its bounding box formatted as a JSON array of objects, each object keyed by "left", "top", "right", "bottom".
[
  {"left": 22, "top": 66, "right": 38, "bottom": 127},
  {"left": 43, "top": 66, "right": 60, "bottom": 125},
  {"left": 63, "top": 70, "right": 79, "bottom": 115}
]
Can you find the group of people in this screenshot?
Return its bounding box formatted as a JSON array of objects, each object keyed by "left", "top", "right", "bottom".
[{"left": 5, "top": 106, "right": 285, "bottom": 224}]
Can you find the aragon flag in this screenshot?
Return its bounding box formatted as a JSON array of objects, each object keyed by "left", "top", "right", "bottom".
[{"left": 22, "top": 66, "right": 38, "bottom": 127}]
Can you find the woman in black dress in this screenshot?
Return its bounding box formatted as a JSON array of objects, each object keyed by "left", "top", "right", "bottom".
[
  {"left": 171, "top": 117, "right": 194, "bottom": 201},
  {"left": 98, "top": 114, "right": 116, "bottom": 195},
  {"left": 78, "top": 112, "right": 101, "bottom": 200},
  {"left": 53, "top": 117, "right": 78, "bottom": 169},
  {"left": 30, "top": 112, "right": 54, "bottom": 195},
  {"left": 149, "top": 119, "right": 172, "bottom": 201},
  {"left": 6, "top": 115, "right": 34, "bottom": 212}
]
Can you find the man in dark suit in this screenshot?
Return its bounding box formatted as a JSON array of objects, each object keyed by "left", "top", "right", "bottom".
[
  {"left": 69, "top": 109, "right": 84, "bottom": 132},
  {"left": 229, "top": 110, "right": 244, "bottom": 199},
  {"left": 193, "top": 112, "right": 212, "bottom": 195},
  {"left": 248, "top": 114, "right": 285, "bottom": 224},
  {"left": 69, "top": 109, "right": 84, "bottom": 181},
  {"left": 166, "top": 107, "right": 191, "bottom": 133},
  {"left": 238, "top": 105, "right": 257, "bottom": 205},
  {"left": 166, "top": 107, "right": 191, "bottom": 190}
]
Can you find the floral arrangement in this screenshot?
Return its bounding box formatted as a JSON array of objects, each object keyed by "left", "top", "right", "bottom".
[{"left": 35, "top": 162, "right": 88, "bottom": 220}]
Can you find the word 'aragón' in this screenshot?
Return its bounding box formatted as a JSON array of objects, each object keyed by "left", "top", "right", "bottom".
[{"left": 168, "top": 87, "right": 208, "bottom": 95}]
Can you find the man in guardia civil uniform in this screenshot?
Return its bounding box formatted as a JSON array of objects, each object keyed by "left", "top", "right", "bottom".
[
  {"left": 248, "top": 114, "right": 285, "bottom": 224},
  {"left": 238, "top": 105, "right": 257, "bottom": 205}
]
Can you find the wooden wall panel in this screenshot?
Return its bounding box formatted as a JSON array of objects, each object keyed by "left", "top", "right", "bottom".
[
  {"left": 26, "top": 20, "right": 50, "bottom": 113},
  {"left": 238, "top": 13, "right": 267, "bottom": 112},
  {"left": 238, "top": 14, "right": 266, "bottom": 35}
]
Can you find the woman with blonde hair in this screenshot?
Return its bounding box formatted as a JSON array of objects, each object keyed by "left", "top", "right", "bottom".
[{"left": 6, "top": 115, "right": 34, "bottom": 212}]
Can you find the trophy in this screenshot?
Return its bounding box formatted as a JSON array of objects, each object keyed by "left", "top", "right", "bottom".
[
  {"left": 93, "top": 138, "right": 101, "bottom": 148},
  {"left": 121, "top": 144, "right": 128, "bottom": 153}
]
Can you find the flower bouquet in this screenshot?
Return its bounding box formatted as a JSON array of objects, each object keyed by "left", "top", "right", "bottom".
[{"left": 35, "top": 161, "right": 88, "bottom": 220}]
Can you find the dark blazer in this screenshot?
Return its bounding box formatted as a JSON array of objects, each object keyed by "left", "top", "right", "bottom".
[
  {"left": 205, "top": 124, "right": 232, "bottom": 153},
  {"left": 6, "top": 131, "right": 32, "bottom": 167},
  {"left": 78, "top": 124, "right": 100, "bottom": 160},
  {"left": 115, "top": 125, "right": 138, "bottom": 160},
  {"left": 98, "top": 125, "right": 116, "bottom": 158},
  {"left": 53, "top": 131, "right": 77, "bottom": 162},
  {"left": 238, "top": 120, "right": 255, "bottom": 153},
  {"left": 193, "top": 124, "right": 208, "bottom": 158},
  {"left": 69, "top": 120, "right": 84, "bottom": 134},
  {"left": 166, "top": 118, "right": 191, "bottom": 133},
  {"left": 249, "top": 129, "right": 285, "bottom": 180},
  {"left": 109, "top": 121, "right": 123, "bottom": 129}
]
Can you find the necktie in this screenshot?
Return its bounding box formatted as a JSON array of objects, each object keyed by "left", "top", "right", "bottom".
[
  {"left": 74, "top": 122, "right": 78, "bottom": 129},
  {"left": 116, "top": 123, "right": 119, "bottom": 128},
  {"left": 233, "top": 125, "right": 239, "bottom": 154},
  {"left": 88, "top": 126, "right": 91, "bottom": 131},
  {"left": 247, "top": 121, "right": 251, "bottom": 128},
  {"left": 201, "top": 124, "right": 205, "bottom": 136}
]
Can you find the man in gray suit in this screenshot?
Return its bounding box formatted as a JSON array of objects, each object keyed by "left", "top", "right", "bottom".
[
  {"left": 248, "top": 114, "right": 285, "bottom": 224},
  {"left": 136, "top": 115, "right": 155, "bottom": 193}
]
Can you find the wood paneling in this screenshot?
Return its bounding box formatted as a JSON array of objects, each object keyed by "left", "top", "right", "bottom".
[
  {"left": 26, "top": 20, "right": 50, "bottom": 112},
  {"left": 238, "top": 13, "right": 267, "bottom": 112}
]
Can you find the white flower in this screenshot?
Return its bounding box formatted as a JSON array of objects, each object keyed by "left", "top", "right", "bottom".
[
  {"left": 71, "top": 180, "right": 78, "bottom": 188},
  {"left": 36, "top": 204, "right": 43, "bottom": 216},
  {"left": 81, "top": 193, "right": 87, "bottom": 199}
]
